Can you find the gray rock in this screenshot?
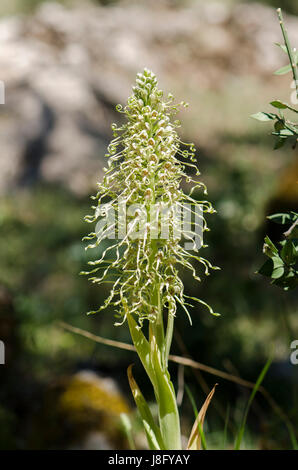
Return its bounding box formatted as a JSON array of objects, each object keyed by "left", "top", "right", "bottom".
[{"left": 0, "top": 1, "right": 297, "bottom": 195}]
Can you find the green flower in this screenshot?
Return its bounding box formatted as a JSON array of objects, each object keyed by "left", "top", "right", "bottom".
[{"left": 82, "top": 68, "right": 219, "bottom": 327}]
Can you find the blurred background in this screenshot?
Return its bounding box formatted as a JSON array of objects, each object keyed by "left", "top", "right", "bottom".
[{"left": 0, "top": 0, "right": 297, "bottom": 450}]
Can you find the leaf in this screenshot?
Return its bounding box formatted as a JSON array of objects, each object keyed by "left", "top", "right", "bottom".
[
  {"left": 274, "top": 64, "right": 292, "bottom": 75},
  {"left": 187, "top": 384, "right": 217, "bottom": 450},
  {"left": 257, "top": 255, "right": 284, "bottom": 280},
  {"left": 127, "top": 364, "right": 165, "bottom": 450},
  {"left": 127, "top": 313, "right": 156, "bottom": 388},
  {"left": 270, "top": 100, "right": 298, "bottom": 114},
  {"left": 250, "top": 112, "right": 276, "bottom": 122},
  {"left": 149, "top": 334, "right": 182, "bottom": 450},
  {"left": 279, "top": 129, "right": 295, "bottom": 136},
  {"left": 286, "top": 124, "right": 298, "bottom": 134},
  {"left": 234, "top": 356, "right": 272, "bottom": 450},
  {"left": 119, "top": 413, "right": 136, "bottom": 450},
  {"left": 271, "top": 256, "right": 285, "bottom": 279},
  {"left": 273, "top": 47, "right": 298, "bottom": 75},
  {"left": 274, "top": 269, "right": 298, "bottom": 291},
  {"left": 267, "top": 212, "right": 297, "bottom": 225},
  {"left": 270, "top": 100, "right": 288, "bottom": 109},
  {"left": 263, "top": 235, "right": 279, "bottom": 258},
  {"left": 275, "top": 42, "right": 288, "bottom": 54},
  {"left": 281, "top": 240, "right": 296, "bottom": 265},
  {"left": 185, "top": 384, "right": 207, "bottom": 449}
]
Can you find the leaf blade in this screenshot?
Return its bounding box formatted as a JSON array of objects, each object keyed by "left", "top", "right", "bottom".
[
  {"left": 187, "top": 384, "right": 217, "bottom": 450},
  {"left": 234, "top": 357, "right": 272, "bottom": 450},
  {"left": 127, "top": 364, "right": 165, "bottom": 450}
]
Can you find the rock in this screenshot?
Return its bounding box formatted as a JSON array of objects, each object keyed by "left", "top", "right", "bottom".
[{"left": 0, "top": 1, "right": 297, "bottom": 195}]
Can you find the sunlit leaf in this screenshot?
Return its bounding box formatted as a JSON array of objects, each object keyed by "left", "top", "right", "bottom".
[
  {"left": 127, "top": 364, "right": 165, "bottom": 450},
  {"left": 274, "top": 64, "right": 292, "bottom": 75},
  {"left": 274, "top": 42, "right": 288, "bottom": 54},
  {"left": 250, "top": 112, "right": 276, "bottom": 121},
  {"left": 271, "top": 256, "right": 285, "bottom": 279},
  {"left": 187, "top": 384, "right": 217, "bottom": 450},
  {"left": 263, "top": 235, "right": 279, "bottom": 258},
  {"left": 149, "top": 335, "right": 182, "bottom": 450},
  {"left": 270, "top": 100, "right": 288, "bottom": 109}
]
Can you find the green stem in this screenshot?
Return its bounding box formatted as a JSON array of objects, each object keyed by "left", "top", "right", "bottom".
[
  {"left": 165, "top": 313, "right": 174, "bottom": 367},
  {"left": 148, "top": 265, "right": 181, "bottom": 448},
  {"left": 150, "top": 276, "right": 165, "bottom": 365},
  {"left": 277, "top": 8, "right": 298, "bottom": 99},
  {"left": 149, "top": 329, "right": 182, "bottom": 449},
  {"left": 127, "top": 264, "right": 181, "bottom": 449}
]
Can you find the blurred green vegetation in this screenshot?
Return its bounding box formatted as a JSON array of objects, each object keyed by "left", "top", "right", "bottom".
[
  {"left": 0, "top": 0, "right": 297, "bottom": 451},
  {"left": 0, "top": 185, "right": 135, "bottom": 373},
  {"left": 0, "top": 105, "right": 297, "bottom": 448}
]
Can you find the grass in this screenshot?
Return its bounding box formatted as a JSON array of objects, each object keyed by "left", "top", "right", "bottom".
[{"left": 234, "top": 356, "right": 273, "bottom": 449}]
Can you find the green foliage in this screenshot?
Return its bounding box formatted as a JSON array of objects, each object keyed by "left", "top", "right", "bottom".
[
  {"left": 127, "top": 365, "right": 165, "bottom": 450},
  {"left": 253, "top": 10, "right": 298, "bottom": 291},
  {"left": 0, "top": 185, "right": 106, "bottom": 371},
  {"left": 234, "top": 356, "right": 273, "bottom": 450},
  {"left": 251, "top": 102, "right": 298, "bottom": 150},
  {"left": 251, "top": 10, "right": 298, "bottom": 150},
  {"left": 257, "top": 214, "right": 298, "bottom": 290},
  {"left": 185, "top": 384, "right": 207, "bottom": 450}
]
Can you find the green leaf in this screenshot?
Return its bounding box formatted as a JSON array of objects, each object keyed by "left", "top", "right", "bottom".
[
  {"left": 250, "top": 112, "right": 276, "bottom": 122},
  {"left": 234, "top": 356, "right": 272, "bottom": 450},
  {"left": 274, "top": 64, "right": 292, "bottom": 75},
  {"left": 257, "top": 255, "right": 285, "bottom": 279},
  {"left": 271, "top": 256, "right": 285, "bottom": 279},
  {"left": 281, "top": 240, "right": 296, "bottom": 265},
  {"left": 185, "top": 385, "right": 207, "bottom": 450},
  {"left": 275, "top": 42, "right": 288, "bottom": 54},
  {"left": 270, "top": 100, "right": 298, "bottom": 114},
  {"left": 273, "top": 270, "right": 298, "bottom": 291},
  {"left": 150, "top": 334, "right": 182, "bottom": 450},
  {"left": 262, "top": 235, "right": 279, "bottom": 258},
  {"left": 127, "top": 313, "right": 156, "bottom": 388},
  {"left": 270, "top": 100, "right": 288, "bottom": 109},
  {"left": 119, "top": 413, "right": 136, "bottom": 450},
  {"left": 279, "top": 129, "right": 295, "bottom": 136},
  {"left": 127, "top": 365, "right": 165, "bottom": 450}
]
